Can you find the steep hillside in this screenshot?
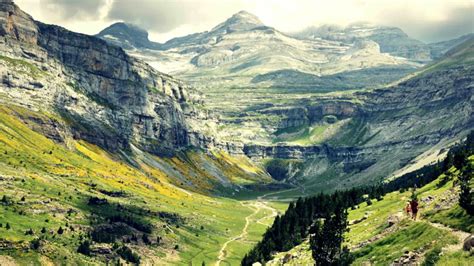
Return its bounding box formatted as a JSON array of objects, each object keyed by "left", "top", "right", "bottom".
[
  {"left": 244, "top": 135, "right": 473, "bottom": 265},
  {"left": 267, "top": 156, "right": 474, "bottom": 265},
  {"left": 429, "top": 33, "right": 474, "bottom": 59}
]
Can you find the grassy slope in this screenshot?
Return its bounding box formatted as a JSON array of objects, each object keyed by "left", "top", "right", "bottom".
[
  {"left": 268, "top": 160, "right": 474, "bottom": 265},
  {"left": 0, "top": 104, "right": 275, "bottom": 265},
  {"left": 273, "top": 120, "right": 347, "bottom": 146}
]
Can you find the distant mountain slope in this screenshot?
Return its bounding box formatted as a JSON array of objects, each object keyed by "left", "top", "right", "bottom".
[
  {"left": 96, "top": 22, "right": 161, "bottom": 50},
  {"left": 294, "top": 23, "right": 432, "bottom": 62},
  {"left": 428, "top": 33, "right": 474, "bottom": 60},
  {"left": 295, "top": 23, "right": 473, "bottom": 63}
]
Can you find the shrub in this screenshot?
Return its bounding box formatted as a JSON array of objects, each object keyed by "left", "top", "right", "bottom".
[
  {"left": 87, "top": 197, "right": 108, "bottom": 206},
  {"left": 366, "top": 199, "right": 372, "bottom": 206},
  {"left": 91, "top": 224, "right": 131, "bottom": 243},
  {"left": 108, "top": 214, "right": 153, "bottom": 233},
  {"left": 77, "top": 240, "right": 91, "bottom": 256},
  {"left": 422, "top": 246, "right": 442, "bottom": 266},
  {"left": 117, "top": 245, "right": 140, "bottom": 264},
  {"left": 1, "top": 195, "right": 13, "bottom": 206},
  {"left": 323, "top": 115, "right": 338, "bottom": 124},
  {"left": 30, "top": 238, "right": 41, "bottom": 250},
  {"left": 142, "top": 234, "right": 151, "bottom": 245}
]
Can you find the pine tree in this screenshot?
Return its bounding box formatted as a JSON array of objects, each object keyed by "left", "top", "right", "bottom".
[
  {"left": 459, "top": 164, "right": 473, "bottom": 215},
  {"left": 310, "top": 205, "right": 353, "bottom": 265},
  {"left": 77, "top": 240, "right": 91, "bottom": 256}
]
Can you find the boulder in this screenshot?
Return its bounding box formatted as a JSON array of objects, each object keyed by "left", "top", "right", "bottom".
[{"left": 463, "top": 235, "right": 474, "bottom": 251}]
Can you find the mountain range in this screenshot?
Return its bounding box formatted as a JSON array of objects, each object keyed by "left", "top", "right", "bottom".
[{"left": 97, "top": 11, "right": 471, "bottom": 88}]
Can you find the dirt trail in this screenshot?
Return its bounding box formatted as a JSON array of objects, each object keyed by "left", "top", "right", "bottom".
[
  {"left": 427, "top": 221, "right": 471, "bottom": 252},
  {"left": 216, "top": 199, "right": 278, "bottom": 266}
]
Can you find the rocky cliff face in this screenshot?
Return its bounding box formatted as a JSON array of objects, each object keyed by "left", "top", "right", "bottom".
[
  {"left": 259, "top": 101, "right": 359, "bottom": 129},
  {"left": 0, "top": 0, "right": 37, "bottom": 44},
  {"left": 0, "top": 0, "right": 219, "bottom": 155}
]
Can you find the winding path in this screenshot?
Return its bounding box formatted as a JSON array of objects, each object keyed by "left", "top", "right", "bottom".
[
  {"left": 216, "top": 198, "right": 278, "bottom": 266},
  {"left": 427, "top": 221, "right": 471, "bottom": 252}
]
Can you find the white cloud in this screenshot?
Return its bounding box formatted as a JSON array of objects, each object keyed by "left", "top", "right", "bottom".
[{"left": 14, "top": 0, "right": 474, "bottom": 42}]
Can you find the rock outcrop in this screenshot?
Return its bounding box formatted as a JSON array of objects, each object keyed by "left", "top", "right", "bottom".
[{"left": 0, "top": 0, "right": 37, "bottom": 44}]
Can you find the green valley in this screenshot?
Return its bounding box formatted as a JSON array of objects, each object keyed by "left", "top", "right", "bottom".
[{"left": 0, "top": 0, "right": 473, "bottom": 265}]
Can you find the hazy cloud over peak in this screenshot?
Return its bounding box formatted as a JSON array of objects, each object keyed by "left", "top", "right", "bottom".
[
  {"left": 39, "top": 0, "right": 107, "bottom": 20},
  {"left": 107, "top": 0, "right": 247, "bottom": 33}
]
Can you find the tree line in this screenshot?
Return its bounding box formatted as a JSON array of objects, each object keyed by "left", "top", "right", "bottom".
[{"left": 242, "top": 130, "right": 473, "bottom": 265}]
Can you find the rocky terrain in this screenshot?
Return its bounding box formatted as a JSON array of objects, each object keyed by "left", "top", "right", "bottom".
[
  {"left": 1, "top": 0, "right": 471, "bottom": 195},
  {"left": 0, "top": 1, "right": 277, "bottom": 264}
]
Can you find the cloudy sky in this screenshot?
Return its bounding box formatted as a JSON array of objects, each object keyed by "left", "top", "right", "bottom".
[{"left": 16, "top": 0, "right": 474, "bottom": 43}]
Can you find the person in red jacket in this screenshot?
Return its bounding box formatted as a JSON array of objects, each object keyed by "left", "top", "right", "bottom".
[{"left": 410, "top": 198, "right": 419, "bottom": 220}]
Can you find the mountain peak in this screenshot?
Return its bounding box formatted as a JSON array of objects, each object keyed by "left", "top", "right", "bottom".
[
  {"left": 211, "top": 10, "right": 263, "bottom": 33},
  {"left": 96, "top": 22, "right": 160, "bottom": 50},
  {"left": 98, "top": 22, "right": 148, "bottom": 40},
  {"left": 233, "top": 10, "right": 260, "bottom": 20}
]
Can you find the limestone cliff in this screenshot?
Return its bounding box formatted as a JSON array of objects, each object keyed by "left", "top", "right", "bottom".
[{"left": 0, "top": 0, "right": 218, "bottom": 155}]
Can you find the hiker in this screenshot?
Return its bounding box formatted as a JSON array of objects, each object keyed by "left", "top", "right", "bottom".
[
  {"left": 404, "top": 202, "right": 411, "bottom": 216},
  {"left": 410, "top": 198, "right": 419, "bottom": 220}
]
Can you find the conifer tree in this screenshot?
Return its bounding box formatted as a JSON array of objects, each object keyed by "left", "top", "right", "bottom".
[
  {"left": 310, "top": 205, "right": 352, "bottom": 265},
  {"left": 459, "top": 164, "right": 473, "bottom": 215}
]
